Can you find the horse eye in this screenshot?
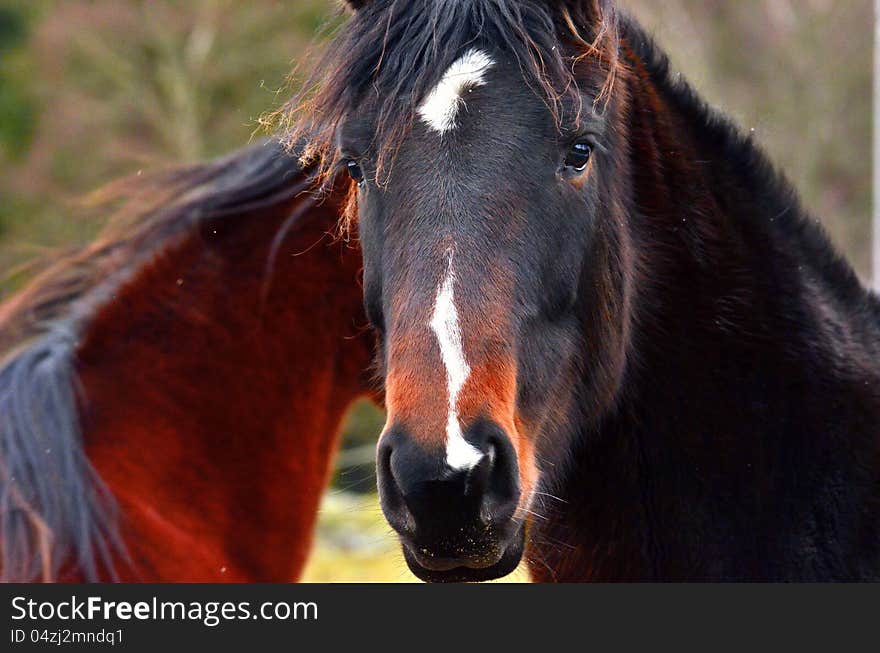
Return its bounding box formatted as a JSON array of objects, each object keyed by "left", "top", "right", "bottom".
[
  {"left": 564, "top": 142, "right": 593, "bottom": 171},
  {"left": 346, "top": 160, "right": 364, "bottom": 183}
]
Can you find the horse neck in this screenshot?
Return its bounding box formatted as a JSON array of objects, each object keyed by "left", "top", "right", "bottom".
[
  {"left": 73, "top": 191, "right": 372, "bottom": 581},
  {"left": 528, "top": 34, "right": 880, "bottom": 582},
  {"left": 618, "top": 36, "right": 880, "bottom": 437}
]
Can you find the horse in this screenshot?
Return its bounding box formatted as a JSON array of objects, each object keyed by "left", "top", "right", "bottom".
[
  {"left": 283, "top": 0, "right": 880, "bottom": 581},
  {"left": 0, "top": 140, "right": 374, "bottom": 581}
]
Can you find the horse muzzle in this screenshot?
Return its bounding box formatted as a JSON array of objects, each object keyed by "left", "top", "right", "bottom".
[
  {"left": 377, "top": 420, "right": 524, "bottom": 582},
  {"left": 401, "top": 521, "right": 525, "bottom": 583}
]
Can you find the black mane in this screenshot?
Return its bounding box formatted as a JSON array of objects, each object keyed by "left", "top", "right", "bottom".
[
  {"left": 0, "top": 324, "right": 122, "bottom": 581},
  {"left": 619, "top": 16, "right": 880, "bottom": 325}
]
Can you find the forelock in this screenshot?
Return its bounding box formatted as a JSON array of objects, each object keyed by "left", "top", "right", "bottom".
[{"left": 278, "top": 0, "right": 618, "bottom": 185}]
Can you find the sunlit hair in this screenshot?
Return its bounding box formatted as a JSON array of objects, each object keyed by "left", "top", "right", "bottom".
[{"left": 272, "top": 0, "right": 619, "bottom": 225}]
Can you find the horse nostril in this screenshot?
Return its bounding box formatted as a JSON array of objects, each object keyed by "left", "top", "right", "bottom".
[
  {"left": 457, "top": 423, "right": 520, "bottom": 526},
  {"left": 462, "top": 444, "right": 492, "bottom": 498},
  {"left": 376, "top": 431, "right": 415, "bottom": 535},
  {"left": 481, "top": 431, "right": 520, "bottom": 525}
]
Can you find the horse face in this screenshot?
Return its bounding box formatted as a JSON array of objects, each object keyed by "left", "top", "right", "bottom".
[{"left": 343, "top": 50, "right": 604, "bottom": 582}]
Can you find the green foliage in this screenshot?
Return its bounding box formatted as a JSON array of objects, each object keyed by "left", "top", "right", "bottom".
[
  {"left": 333, "top": 399, "right": 385, "bottom": 494},
  {"left": 0, "top": 5, "right": 36, "bottom": 161},
  {"left": 0, "top": 0, "right": 336, "bottom": 298},
  {"left": 341, "top": 399, "right": 386, "bottom": 447}
]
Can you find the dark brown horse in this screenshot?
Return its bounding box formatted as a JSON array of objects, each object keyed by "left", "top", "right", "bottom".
[
  {"left": 286, "top": 0, "right": 880, "bottom": 581},
  {"left": 0, "top": 142, "right": 373, "bottom": 581}
]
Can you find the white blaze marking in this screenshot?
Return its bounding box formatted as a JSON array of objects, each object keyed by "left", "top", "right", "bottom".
[
  {"left": 417, "top": 49, "right": 495, "bottom": 134},
  {"left": 430, "top": 249, "right": 484, "bottom": 471}
]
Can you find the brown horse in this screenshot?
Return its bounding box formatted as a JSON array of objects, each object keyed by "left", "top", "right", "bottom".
[{"left": 0, "top": 141, "right": 373, "bottom": 581}]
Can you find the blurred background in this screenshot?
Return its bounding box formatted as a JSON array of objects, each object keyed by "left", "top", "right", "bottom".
[{"left": 0, "top": 0, "right": 872, "bottom": 581}]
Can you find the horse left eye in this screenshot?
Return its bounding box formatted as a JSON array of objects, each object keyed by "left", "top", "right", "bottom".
[
  {"left": 564, "top": 142, "right": 592, "bottom": 171},
  {"left": 346, "top": 160, "right": 364, "bottom": 183}
]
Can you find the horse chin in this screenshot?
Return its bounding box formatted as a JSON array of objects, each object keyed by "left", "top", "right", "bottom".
[{"left": 401, "top": 524, "right": 525, "bottom": 583}]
